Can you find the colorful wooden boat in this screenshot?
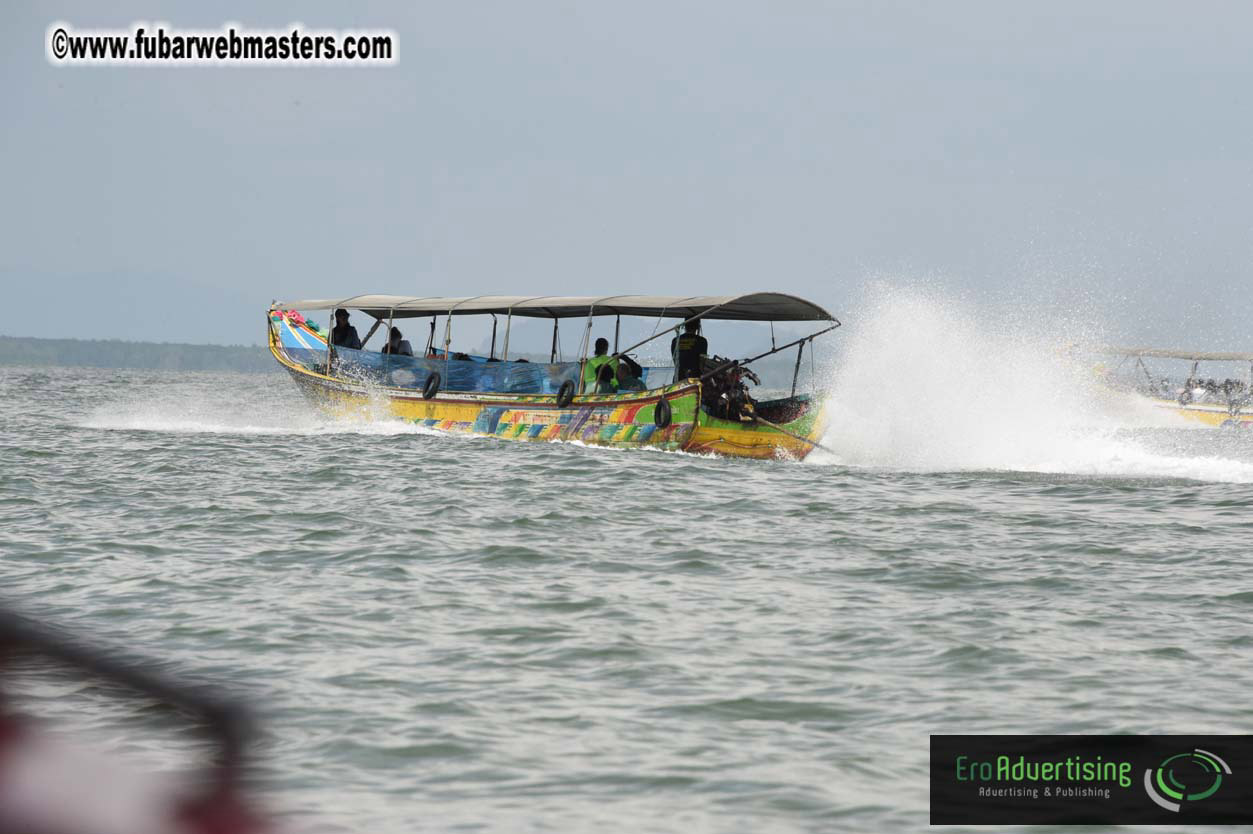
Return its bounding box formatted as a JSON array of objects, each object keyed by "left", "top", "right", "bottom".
[{"left": 268, "top": 294, "right": 839, "bottom": 459}]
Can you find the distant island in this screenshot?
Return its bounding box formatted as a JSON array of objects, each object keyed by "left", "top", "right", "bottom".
[{"left": 0, "top": 335, "right": 275, "bottom": 372}]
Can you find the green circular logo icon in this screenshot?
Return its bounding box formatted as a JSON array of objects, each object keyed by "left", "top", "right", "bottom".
[{"left": 1144, "top": 749, "right": 1231, "bottom": 812}]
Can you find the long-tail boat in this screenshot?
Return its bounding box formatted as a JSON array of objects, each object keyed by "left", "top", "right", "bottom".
[{"left": 268, "top": 294, "right": 839, "bottom": 459}]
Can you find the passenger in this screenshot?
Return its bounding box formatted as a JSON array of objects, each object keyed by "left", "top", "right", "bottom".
[
  {"left": 671, "top": 321, "right": 708, "bottom": 382},
  {"left": 583, "top": 337, "right": 619, "bottom": 393},
  {"left": 590, "top": 362, "right": 616, "bottom": 394},
  {"left": 616, "top": 354, "right": 646, "bottom": 391},
  {"left": 331, "top": 308, "right": 362, "bottom": 350},
  {"left": 381, "top": 327, "right": 413, "bottom": 357}
]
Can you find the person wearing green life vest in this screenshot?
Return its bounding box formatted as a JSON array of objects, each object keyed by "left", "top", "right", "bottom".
[{"left": 583, "top": 337, "right": 619, "bottom": 393}]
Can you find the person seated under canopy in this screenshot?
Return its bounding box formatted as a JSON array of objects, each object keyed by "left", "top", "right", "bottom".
[
  {"left": 590, "top": 362, "right": 618, "bottom": 394},
  {"left": 615, "top": 354, "right": 646, "bottom": 391},
  {"left": 331, "top": 308, "right": 362, "bottom": 350},
  {"left": 671, "top": 321, "right": 708, "bottom": 382},
  {"left": 381, "top": 327, "right": 413, "bottom": 356},
  {"left": 583, "top": 338, "right": 619, "bottom": 393}
]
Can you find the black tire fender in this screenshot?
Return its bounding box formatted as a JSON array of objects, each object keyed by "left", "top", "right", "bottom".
[
  {"left": 654, "top": 397, "right": 672, "bottom": 428},
  {"left": 422, "top": 372, "right": 441, "bottom": 400},
  {"left": 556, "top": 380, "right": 576, "bottom": 408}
]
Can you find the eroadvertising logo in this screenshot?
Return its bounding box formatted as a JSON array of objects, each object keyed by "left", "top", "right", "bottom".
[
  {"left": 931, "top": 735, "right": 1253, "bottom": 825},
  {"left": 1143, "top": 749, "right": 1231, "bottom": 812}
]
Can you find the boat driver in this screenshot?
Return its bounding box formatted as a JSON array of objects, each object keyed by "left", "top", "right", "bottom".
[
  {"left": 583, "top": 338, "right": 619, "bottom": 393},
  {"left": 331, "top": 309, "right": 362, "bottom": 350},
  {"left": 671, "top": 320, "right": 708, "bottom": 382}
]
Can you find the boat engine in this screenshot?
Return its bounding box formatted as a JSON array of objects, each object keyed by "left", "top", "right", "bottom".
[{"left": 701, "top": 356, "right": 760, "bottom": 422}]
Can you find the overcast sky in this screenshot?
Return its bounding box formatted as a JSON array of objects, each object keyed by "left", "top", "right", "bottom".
[{"left": 3, "top": 1, "right": 1250, "bottom": 349}]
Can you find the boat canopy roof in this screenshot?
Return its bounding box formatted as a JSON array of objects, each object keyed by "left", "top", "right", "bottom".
[
  {"left": 273, "top": 292, "right": 835, "bottom": 322},
  {"left": 1103, "top": 346, "right": 1253, "bottom": 362}
]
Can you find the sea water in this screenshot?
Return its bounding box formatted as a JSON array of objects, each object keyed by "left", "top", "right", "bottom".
[{"left": 2, "top": 290, "right": 1252, "bottom": 833}]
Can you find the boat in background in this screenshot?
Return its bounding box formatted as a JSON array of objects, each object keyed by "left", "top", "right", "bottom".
[
  {"left": 268, "top": 293, "right": 839, "bottom": 459},
  {"left": 1101, "top": 347, "right": 1253, "bottom": 427}
]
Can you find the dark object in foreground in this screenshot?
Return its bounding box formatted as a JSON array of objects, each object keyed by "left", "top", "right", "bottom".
[{"left": 0, "top": 610, "right": 270, "bottom": 834}]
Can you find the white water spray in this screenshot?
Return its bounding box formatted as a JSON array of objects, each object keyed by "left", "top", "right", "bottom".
[
  {"left": 79, "top": 376, "right": 438, "bottom": 437},
  {"left": 813, "top": 285, "right": 1253, "bottom": 483}
]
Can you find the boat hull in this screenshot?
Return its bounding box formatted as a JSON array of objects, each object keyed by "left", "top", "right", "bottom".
[{"left": 1148, "top": 398, "right": 1253, "bottom": 428}]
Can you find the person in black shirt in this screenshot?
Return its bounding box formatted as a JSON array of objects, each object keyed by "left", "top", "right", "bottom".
[
  {"left": 331, "top": 308, "right": 362, "bottom": 350},
  {"left": 670, "top": 321, "right": 708, "bottom": 382}
]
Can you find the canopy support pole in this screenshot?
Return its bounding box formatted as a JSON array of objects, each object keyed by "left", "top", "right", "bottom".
[
  {"left": 550, "top": 318, "right": 559, "bottom": 364},
  {"left": 360, "top": 318, "right": 384, "bottom": 349},
  {"left": 489, "top": 315, "right": 498, "bottom": 360},
  {"left": 790, "top": 340, "right": 805, "bottom": 398},
  {"left": 382, "top": 308, "right": 394, "bottom": 376},
  {"left": 810, "top": 338, "right": 816, "bottom": 393},
  {"left": 444, "top": 312, "right": 453, "bottom": 380},
  {"left": 324, "top": 310, "right": 335, "bottom": 373},
  {"left": 578, "top": 307, "right": 594, "bottom": 360},
  {"left": 614, "top": 315, "right": 621, "bottom": 353},
  {"left": 502, "top": 310, "right": 513, "bottom": 361},
  {"left": 425, "top": 316, "right": 436, "bottom": 357},
  {"left": 578, "top": 306, "right": 595, "bottom": 393}
]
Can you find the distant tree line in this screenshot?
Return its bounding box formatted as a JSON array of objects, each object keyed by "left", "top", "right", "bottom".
[{"left": 0, "top": 335, "right": 276, "bottom": 372}]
